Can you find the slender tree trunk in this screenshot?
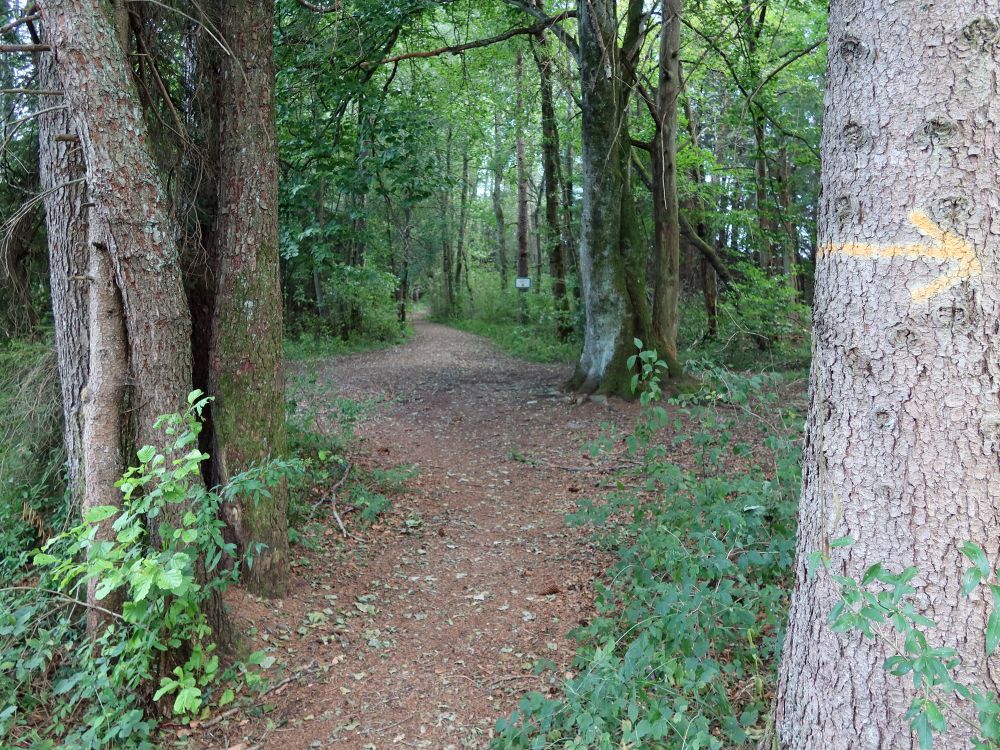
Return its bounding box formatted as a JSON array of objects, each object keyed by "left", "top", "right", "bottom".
[
  {"left": 776, "top": 2, "right": 1000, "bottom": 746},
  {"left": 515, "top": 49, "right": 529, "bottom": 323},
  {"left": 533, "top": 33, "right": 571, "bottom": 339},
  {"left": 440, "top": 128, "right": 454, "bottom": 314},
  {"left": 649, "top": 0, "right": 684, "bottom": 378},
  {"left": 492, "top": 112, "right": 509, "bottom": 289},
  {"left": 314, "top": 176, "right": 327, "bottom": 318},
  {"left": 455, "top": 151, "right": 470, "bottom": 302},
  {"left": 82, "top": 243, "right": 126, "bottom": 632},
  {"left": 37, "top": 46, "right": 89, "bottom": 508},
  {"left": 209, "top": 0, "right": 289, "bottom": 597}
]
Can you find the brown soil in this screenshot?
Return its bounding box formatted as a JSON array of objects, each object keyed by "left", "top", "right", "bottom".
[{"left": 186, "top": 319, "right": 641, "bottom": 750}]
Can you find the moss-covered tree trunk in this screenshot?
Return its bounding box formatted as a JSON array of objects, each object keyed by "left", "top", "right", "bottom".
[
  {"left": 209, "top": 0, "right": 289, "bottom": 597},
  {"left": 570, "top": 0, "right": 651, "bottom": 396}
]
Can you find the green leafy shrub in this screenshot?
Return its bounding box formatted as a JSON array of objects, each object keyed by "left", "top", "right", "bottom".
[
  {"left": 493, "top": 351, "right": 802, "bottom": 750},
  {"left": 0, "top": 393, "right": 298, "bottom": 749},
  {"left": 680, "top": 263, "right": 811, "bottom": 371},
  {"left": 285, "top": 262, "right": 404, "bottom": 345}
]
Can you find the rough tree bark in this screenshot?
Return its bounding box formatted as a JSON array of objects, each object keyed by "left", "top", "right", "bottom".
[
  {"left": 776, "top": 3, "right": 1000, "bottom": 747},
  {"left": 570, "top": 0, "right": 651, "bottom": 395},
  {"left": 209, "top": 0, "right": 289, "bottom": 597},
  {"left": 36, "top": 45, "right": 89, "bottom": 507}
]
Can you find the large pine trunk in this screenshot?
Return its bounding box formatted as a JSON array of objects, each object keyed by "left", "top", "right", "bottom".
[
  {"left": 775, "top": 2, "right": 1000, "bottom": 746},
  {"left": 209, "top": 0, "right": 289, "bottom": 597},
  {"left": 571, "top": 0, "right": 650, "bottom": 396}
]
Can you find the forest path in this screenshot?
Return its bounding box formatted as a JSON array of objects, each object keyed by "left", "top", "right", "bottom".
[{"left": 195, "top": 319, "right": 638, "bottom": 750}]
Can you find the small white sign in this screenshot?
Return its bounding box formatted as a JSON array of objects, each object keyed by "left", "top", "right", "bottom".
[{"left": 515, "top": 277, "right": 531, "bottom": 289}]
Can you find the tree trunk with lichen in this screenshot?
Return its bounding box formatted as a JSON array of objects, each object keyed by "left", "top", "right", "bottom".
[
  {"left": 209, "top": 0, "right": 289, "bottom": 597},
  {"left": 570, "top": 0, "right": 651, "bottom": 396},
  {"left": 775, "top": 3, "right": 1000, "bottom": 746}
]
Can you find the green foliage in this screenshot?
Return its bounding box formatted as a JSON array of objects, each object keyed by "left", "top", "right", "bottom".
[
  {"left": 0, "top": 393, "right": 298, "bottom": 749},
  {"left": 819, "top": 541, "right": 1000, "bottom": 749},
  {"left": 0, "top": 339, "right": 66, "bottom": 582},
  {"left": 681, "top": 265, "right": 812, "bottom": 371},
  {"left": 493, "top": 355, "right": 802, "bottom": 750}
]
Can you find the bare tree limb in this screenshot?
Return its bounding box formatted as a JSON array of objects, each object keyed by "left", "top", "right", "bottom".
[
  {"left": 0, "top": 88, "right": 61, "bottom": 95},
  {"left": 0, "top": 43, "right": 49, "bottom": 52},
  {"left": 295, "top": 0, "right": 341, "bottom": 11},
  {"left": 502, "top": 0, "right": 578, "bottom": 58},
  {"left": 367, "top": 11, "right": 576, "bottom": 67},
  {"left": 0, "top": 13, "right": 40, "bottom": 35}
]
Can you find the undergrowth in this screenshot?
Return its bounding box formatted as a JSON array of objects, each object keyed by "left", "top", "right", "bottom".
[
  {"left": 0, "top": 339, "right": 65, "bottom": 582},
  {"left": 1, "top": 393, "right": 296, "bottom": 749},
  {"left": 493, "top": 350, "right": 803, "bottom": 750},
  {"left": 434, "top": 271, "right": 580, "bottom": 363}
]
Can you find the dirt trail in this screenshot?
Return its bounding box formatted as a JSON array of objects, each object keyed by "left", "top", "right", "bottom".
[{"left": 193, "top": 320, "right": 637, "bottom": 750}]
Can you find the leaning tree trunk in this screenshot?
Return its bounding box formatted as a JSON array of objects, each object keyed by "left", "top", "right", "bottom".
[
  {"left": 41, "top": 0, "right": 233, "bottom": 644},
  {"left": 775, "top": 2, "right": 1000, "bottom": 747},
  {"left": 209, "top": 0, "right": 289, "bottom": 597},
  {"left": 36, "top": 47, "right": 89, "bottom": 507},
  {"left": 649, "top": 0, "right": 684, "bottom": 379},
  {"left": 570, "top": 0, "right": 650, "bottom": 396}
]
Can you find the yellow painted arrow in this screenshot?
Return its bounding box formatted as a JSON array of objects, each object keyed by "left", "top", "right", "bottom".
[{"left": 818, "top": 211, "right": 981, "bottom": 302}]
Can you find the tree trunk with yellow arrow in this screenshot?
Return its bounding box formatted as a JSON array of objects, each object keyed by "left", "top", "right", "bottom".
[{"left": 776, "top": 2, "right": 1000, "bottom": 747}]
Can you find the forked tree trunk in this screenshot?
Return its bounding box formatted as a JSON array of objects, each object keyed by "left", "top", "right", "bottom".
[
  {"left": 776, "top": 3, "right": 1000, "bottom": 746},
  {"left": 36, "top": 46, "right": 89, "bottom": 507},
  {"left": 210, "top": 0, "right": 289, "bottom": 597},
  {"left": 41, "top": 0, "right": 233, "bottom": 644}
]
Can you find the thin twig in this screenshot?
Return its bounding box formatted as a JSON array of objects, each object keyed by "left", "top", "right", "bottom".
[
  {"left": 0, "top": 13, "right": 40, "bottom": 35},
  {"left": 0, "top": 586, "right": 126, "bottom": 623},
  {"left": 0, "top": 88, "right": 61, "bottom": 95}
]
